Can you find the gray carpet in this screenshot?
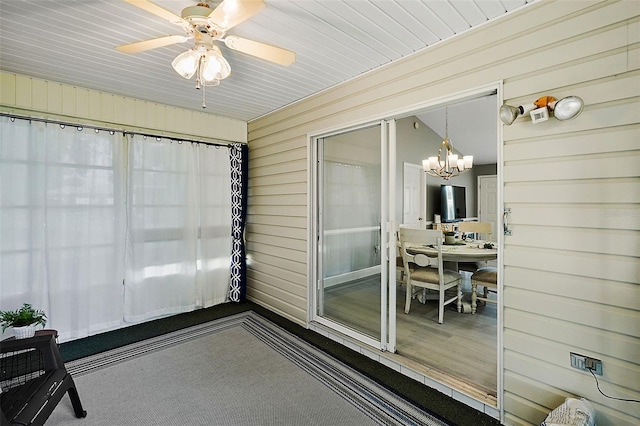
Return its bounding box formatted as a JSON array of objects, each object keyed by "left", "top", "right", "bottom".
[{"left": 47, "top": 313, "right": 449, "bottom": 426}]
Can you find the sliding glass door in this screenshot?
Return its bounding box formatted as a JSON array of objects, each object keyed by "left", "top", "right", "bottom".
[{"left": 312, "top": 121, "right": 396, "bottom": 350}]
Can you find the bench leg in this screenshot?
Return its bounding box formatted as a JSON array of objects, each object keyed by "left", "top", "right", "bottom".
[{"left": 67, "top": 385, "right": 88, "bottom": 418}]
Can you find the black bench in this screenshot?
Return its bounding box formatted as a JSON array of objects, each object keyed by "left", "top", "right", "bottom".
[{"left": 1, "top": 330, "right": 87, "bottom": 425}]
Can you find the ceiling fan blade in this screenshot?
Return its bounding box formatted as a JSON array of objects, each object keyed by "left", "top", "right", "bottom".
[
  {"left": 224, "top": 36, "right": 295, "bottom": 66},
  {"left": 208, "top": 0, "right": 266, "bottom": 31},
  {"left": 123, "top": 0, "right": 182, "bottom": 24},
  {"left": 116, "top": 35, "right": 190, "bottom": 53}
]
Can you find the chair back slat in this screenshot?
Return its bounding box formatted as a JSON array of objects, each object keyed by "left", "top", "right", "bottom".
[
  {"left": 399, "top": 228, "right": 442, "bottom": 272},
  {"left": 458, "top": 221, "right": 492, "bottom": 240}
]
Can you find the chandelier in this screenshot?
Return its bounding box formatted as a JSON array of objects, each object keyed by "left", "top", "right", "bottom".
[
  {"left": 422, "top": 107, "right": 473, "bottom": 180},
  {"left": 171, "top": 41, "right": 231, "bottom": 108}
]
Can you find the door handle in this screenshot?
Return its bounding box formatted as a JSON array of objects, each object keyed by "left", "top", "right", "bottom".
[{"left": 504, "top": 208, "right": 512, "bottom": 236}]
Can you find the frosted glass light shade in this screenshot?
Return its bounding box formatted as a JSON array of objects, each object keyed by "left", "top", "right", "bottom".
[
  {"left": 201, "top": 58, "right": 221, "bottom": 82},
  {"left": 428, "top": 157, "right": 439, "bottom": 170},
  {"left": 201, "top": 47, "right": 231, "bottom": 84},
  {"left": 172, "top": 49, "right": 199, "bottom": 79}
]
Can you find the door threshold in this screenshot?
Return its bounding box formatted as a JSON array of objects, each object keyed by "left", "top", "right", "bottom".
[{"left": 309, "top": 321, "right": 500, "bottom": 420}]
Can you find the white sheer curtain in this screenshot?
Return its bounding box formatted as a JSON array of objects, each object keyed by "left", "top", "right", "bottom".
[
  {"left": 0, "top": 118, "right": 125, "bottom": 341},
  {"left": 124, "top": 137, "right": 231, "bottom": 322},
  {"left": 1, "top": 118, "right": 233, "bottom": 340},
  {"left": 323, "top": 161, "right": 381, "bottom": 278}
]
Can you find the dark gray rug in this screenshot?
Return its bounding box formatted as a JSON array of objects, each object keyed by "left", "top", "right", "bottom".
[{"left": 47, "top": 312, "right": 449, "bottom": 425}]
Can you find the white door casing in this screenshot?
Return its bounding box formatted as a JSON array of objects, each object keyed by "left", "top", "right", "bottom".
[
  {"left": 403, "top": 162, "right": 425, "bottom": 228},
  {"left": 478, "top": 175, "right": 498, "bottom": 241}
]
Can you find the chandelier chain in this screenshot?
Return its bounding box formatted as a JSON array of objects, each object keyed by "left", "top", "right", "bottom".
[{"left": 445, "top": 107, "right": 448, "bottom": 139}]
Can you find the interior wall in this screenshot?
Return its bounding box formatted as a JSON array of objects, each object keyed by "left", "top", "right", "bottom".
[
  {"left": 246, "top": 1, "right": 639, "bottom": 425},
  {"left": 395, "top": 116, "right": 491, "bottom": 223},
  {"left": 0, "top": 71, "right": 247, "bottom": 143},
  {"left": 395, "top": 116, "right": 440, "bottom": 223},
  {"left": 475, "top": 164, "right": 498, "bottom": 176}
]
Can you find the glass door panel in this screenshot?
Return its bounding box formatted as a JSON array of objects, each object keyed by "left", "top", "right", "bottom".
[{"left": 317, "top": 125, "right": 382, "bottom": 341}]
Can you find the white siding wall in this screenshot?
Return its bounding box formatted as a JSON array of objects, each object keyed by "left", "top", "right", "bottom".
[
  {"left": 0, "top": 71, "right": 247, "bottom": 143},
  {"left": 247, "top": 1, "right": 639, "bottom": 425}
]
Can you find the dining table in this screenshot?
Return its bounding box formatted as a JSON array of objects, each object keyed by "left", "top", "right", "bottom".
[{"left": 407, "top": 240, "right": 498, "bottom": 263}]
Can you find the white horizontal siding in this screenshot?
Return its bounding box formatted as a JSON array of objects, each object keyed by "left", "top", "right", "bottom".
[
  {"left": 510, "top": 204, "right": 640, "bottom": 231},
  {"left": 0, "top": 71, "right": 247, "bottom": 143},
  {"left": 247, "top": 1, "right": 640, "bottom": 424},
  {"left": 500, "top": 2, "right": 640, "bottom": 425}
]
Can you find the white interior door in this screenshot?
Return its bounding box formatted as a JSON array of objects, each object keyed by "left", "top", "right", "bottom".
[
  {"left": 478, "top": 175, "right": 498, "bottom": 240},
  {"left": 402, "top": 163, "right": 425, "bottom": 228}
]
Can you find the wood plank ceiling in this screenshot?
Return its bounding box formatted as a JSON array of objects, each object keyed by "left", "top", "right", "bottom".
[{"left": 0, "top": 0, "right": 533, "bottom": 122}]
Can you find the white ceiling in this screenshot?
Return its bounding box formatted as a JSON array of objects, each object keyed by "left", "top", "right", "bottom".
[{"left": 0, "top": 0, "right": 533, "bottom": 126}]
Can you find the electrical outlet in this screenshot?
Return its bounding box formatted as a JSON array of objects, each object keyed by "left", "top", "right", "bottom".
[{"left": 570, "top": 352, "right": 603, "bottom": 375}]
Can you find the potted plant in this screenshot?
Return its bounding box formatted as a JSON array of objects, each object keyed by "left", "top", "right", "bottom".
[
  {"left": 0, "top": 303, "right": 47, "bottom": 339},
  {"left": 443, "top": 231, "right": 456, "bottom": 244}
]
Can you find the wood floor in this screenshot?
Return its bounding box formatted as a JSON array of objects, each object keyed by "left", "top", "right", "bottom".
[{"left": 323, "top": 273, "right": 497, "bottom": 398}]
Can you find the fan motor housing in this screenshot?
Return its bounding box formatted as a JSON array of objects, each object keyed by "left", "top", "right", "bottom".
[
  {"left": 182, "top": 5, "right": 211, "bottom": 20},
  {"left": 182, "top": 4, "right": 220, "bottom": 36}
]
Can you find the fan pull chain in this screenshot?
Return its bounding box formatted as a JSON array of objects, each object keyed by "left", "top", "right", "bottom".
[{"left": 202, "top": 84, "right": 207, "bottom": 109}]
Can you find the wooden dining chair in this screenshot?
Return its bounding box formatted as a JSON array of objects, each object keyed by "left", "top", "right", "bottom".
[
  {"left": 471, "top": 266, "right": 498, "bottom": 314},
  {"left": 399, "top": 227, "right": 462, "bottom": 324},
  {"left": 458, "top": 221, "right": 493, "bottom": 241},
  {"left": 457, "top": 221, "right": 493, "bottom": 273},
  {"left": 395, "top": 226, "right": 407, "bottom": 287}
]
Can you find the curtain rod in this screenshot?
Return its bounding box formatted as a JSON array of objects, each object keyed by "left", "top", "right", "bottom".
[{"left": 0, "top": 112, "right": 237, "bottom": 148}]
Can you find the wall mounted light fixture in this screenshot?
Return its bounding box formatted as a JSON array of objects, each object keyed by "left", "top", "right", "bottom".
[{"left": 500, "top": 95, "right": 584, "bottom": 125}]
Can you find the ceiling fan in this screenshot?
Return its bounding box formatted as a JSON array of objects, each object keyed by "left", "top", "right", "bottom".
[{"left": 116, "top": 0, "right": 296, "bottom": 107}]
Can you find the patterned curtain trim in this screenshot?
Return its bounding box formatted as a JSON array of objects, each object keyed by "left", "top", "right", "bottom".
[{"left": 228, "top": 143, "right": 248, "bottom": 302}]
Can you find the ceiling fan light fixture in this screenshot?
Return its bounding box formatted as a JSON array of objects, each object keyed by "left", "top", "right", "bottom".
[
  {"left": 200, "top": 46, "right": 231, "bottom": 84},
  {"left": 117, "top": 0, "right": 292, "bottom": 108},
  {"left": 201, "top": 59, "right": 221, "bottom": 82},
  {"left": 172, "top": 49, "right": 199, "bottom": 79}
]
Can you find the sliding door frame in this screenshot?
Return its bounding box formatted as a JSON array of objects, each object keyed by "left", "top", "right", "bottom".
[
  {"left": 308, "top": 120, "right": 396, "bottom": 351},
  {"left": 307, "top": 82, "right": 504, "bottom": 416}
]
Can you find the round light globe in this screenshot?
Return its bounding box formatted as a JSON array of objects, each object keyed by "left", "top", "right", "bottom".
[{"left": 553, "top": 96, "right": 584, "bottom": 121}]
